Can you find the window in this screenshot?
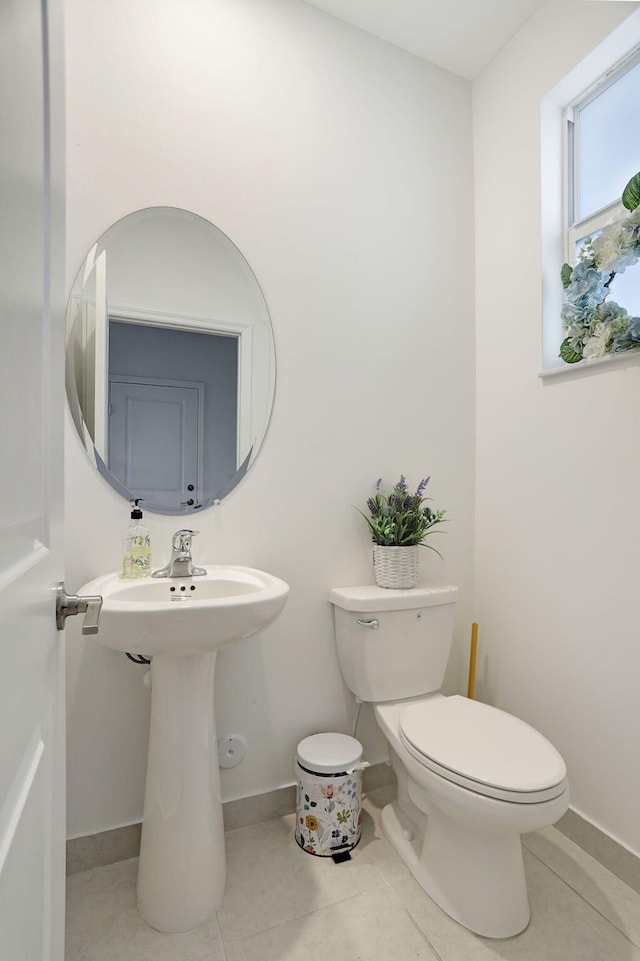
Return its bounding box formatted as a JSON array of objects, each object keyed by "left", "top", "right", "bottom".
[
  {"left": 565, "top": 48, "right": 640, "bottom": 319},
  {"left": 540, "top": 8, "right": 640, "bottom": 374}
]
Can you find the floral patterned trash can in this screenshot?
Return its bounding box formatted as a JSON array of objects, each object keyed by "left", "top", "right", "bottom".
[{"left": 295, "top": 733, "right": 367, "bottom": 858}]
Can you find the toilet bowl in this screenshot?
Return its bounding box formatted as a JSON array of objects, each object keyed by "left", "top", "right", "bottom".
[
  {"left": 330, "top": 584, "right": 569, "bottom": 939},
  {"left": 376, "top": 695, "right": 568, "bottom": 938}
]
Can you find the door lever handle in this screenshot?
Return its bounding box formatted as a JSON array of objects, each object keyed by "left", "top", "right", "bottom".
[{"left": 55, "top": 582, "right": 103, "bottom": 635}]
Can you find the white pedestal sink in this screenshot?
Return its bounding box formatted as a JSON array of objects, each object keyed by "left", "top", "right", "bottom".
[{"left": 79, "top": 566, "right": 289, "bottom": 933}]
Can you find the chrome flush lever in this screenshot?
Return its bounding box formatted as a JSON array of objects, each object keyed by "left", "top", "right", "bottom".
[
  {"left": 55, "top": 582, "right": 103, "bottom": 635},
  {"left": 356, "top": 618, "right": 380, "bottom": 629}
]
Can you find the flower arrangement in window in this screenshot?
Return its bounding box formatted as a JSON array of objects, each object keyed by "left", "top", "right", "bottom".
[{"left": 560, "top": 170, "right": 640, "bottom": 363}]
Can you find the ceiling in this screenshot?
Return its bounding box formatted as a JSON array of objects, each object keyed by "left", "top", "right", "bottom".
[{"left": 300, "top": 0, "right": 548, "bottom": 79}]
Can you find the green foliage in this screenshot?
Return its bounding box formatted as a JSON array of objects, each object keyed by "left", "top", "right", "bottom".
[
  {"left": 560, "top": 263, "right": 573, "bottom": 289},
  {"left": 559, "top": 338, "right": 583, "bottom": 364},
  {"left": 622, "top": 171, "right": 640, "bottom": 212},
  {"left": 358, "top": 476, "right": 447, "bottom": 550}
]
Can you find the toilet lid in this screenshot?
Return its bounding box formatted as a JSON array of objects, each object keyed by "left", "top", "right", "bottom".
[{"left": 399, "top": 696, "right": 566, "bottom": 798}]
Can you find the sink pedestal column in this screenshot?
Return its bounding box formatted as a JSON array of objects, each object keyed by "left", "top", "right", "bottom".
[{"left": 136, "top": 651, "right": 225, "bottom": 933}]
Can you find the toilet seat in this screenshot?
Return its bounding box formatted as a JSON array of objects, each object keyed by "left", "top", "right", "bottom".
[{"left": 399, "top": 696, "right": 567, "bottom": 804}]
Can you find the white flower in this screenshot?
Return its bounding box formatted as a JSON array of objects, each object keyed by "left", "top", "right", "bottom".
[
  {"left": 582, "top": 324, "right": 610, "bottom": 359},
  {"left": 592, "top": 224, "right": 624, "bottom": 272}
]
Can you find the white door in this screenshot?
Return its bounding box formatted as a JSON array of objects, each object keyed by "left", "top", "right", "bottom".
[
  {"left": 0, "top": 0, "right": 66, "bottom": 958},
  {"left": 109, "top": 378, "right": 204, "bottom": 511}
]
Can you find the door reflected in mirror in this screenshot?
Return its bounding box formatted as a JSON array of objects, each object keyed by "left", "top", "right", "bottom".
[{"left": 66, "top": 208, "right": 276, "bottom": 514}]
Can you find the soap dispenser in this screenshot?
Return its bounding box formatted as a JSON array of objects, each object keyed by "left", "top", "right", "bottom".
[{"left": 121, "top": 499, "right": 151, "bottom": 579}]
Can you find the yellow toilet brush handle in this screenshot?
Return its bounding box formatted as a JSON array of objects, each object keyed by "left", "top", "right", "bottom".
[{"left": 467, "top": 622, "right": 478, "bottom": 699}]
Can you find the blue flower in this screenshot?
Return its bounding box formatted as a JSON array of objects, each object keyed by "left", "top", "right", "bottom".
[
  {"left": 561, "top": 302, "right": 589, "bottom": 327},
  {"left": 613, "top": 317, "right": 640, "bottom": 352},
  {"left": 564, "top": 262, "right": 610, "bottom": 316}
]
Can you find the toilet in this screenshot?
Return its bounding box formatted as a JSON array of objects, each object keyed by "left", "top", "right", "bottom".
[{"left": 329, "top": 584, "right": 569, "bottom": 939}]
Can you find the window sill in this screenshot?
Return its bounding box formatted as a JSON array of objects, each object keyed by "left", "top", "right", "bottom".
[{"left": 539, "top": 349, "right": 640, "bottom": 383}]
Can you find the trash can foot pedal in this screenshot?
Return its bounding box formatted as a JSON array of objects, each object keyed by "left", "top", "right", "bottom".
[{"left": 332, "top": 850, "right": 352, "bottom": 864}]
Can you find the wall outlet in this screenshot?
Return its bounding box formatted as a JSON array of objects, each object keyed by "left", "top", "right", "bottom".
[{"left": 217, "top": 734, "right": 247, "bottom": 769}]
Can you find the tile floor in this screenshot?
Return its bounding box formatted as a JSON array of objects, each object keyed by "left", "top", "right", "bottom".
[{"left": 66, "top": 786, "right": 640, "bottom": 961}]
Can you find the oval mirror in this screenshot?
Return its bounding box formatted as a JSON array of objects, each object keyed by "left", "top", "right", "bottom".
[{"left": 65, "top": 207, "right": 275, "bottom": 514}]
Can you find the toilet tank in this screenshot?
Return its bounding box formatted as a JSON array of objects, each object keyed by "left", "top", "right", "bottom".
[{"left": 330, "top": 584, "right": 458, "bottom": 703}]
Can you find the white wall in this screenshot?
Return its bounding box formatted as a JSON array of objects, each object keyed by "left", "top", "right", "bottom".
[
  {"left": 64, "top": 0, "right": 475, "bottom": 837},
  {"left": 473, "top": 0, "right": 640, "bottom": 857}
]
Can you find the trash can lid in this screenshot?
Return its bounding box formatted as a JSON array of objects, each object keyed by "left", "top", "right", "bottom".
[{"left": 296, "top": 732, "right": 363, "bottom": 774}]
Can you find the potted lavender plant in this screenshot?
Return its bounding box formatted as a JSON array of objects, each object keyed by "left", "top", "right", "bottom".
[{"left": 359, "top": 476, "right": 447, "bottom": 588}]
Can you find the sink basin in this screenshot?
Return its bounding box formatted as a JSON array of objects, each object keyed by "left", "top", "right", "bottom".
[{"left": 79, "top": 565, "right": 290, "bottom": 656}]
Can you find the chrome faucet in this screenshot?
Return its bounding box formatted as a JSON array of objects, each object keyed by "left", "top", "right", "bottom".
[{"left": 151, "top": 529, "right": 207, "bottom": 578}]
